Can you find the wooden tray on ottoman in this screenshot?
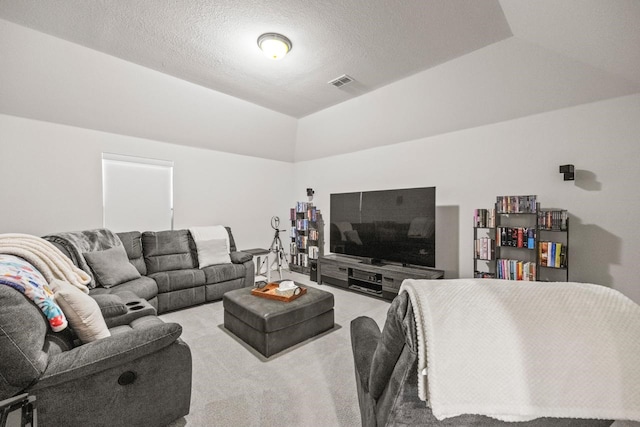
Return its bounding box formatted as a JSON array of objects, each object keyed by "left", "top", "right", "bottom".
[{"left": 251, "top": 282, "right": 307, "bottom": 302}]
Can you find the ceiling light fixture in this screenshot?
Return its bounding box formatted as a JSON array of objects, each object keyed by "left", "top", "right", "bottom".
[{"left": 257, "top": 33, "right": 292, "bottom": 60}]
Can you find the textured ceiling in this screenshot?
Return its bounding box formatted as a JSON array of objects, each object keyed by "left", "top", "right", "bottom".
[
  {"left": 1, "top": 0, "right": 639, "bottom": 162},
  {"left": 0, "top": 0, "right": 512, "bottom": 118}
]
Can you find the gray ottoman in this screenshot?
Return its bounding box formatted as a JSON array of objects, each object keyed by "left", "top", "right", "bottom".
[{"left": 223, "top": 284, "right": 334, "bottom": 357}]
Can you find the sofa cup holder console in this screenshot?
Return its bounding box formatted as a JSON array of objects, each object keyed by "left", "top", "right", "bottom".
[
  {"left": 125, "top": 301, "right": 145, "bottom": 311},
  {"left": 102, "top": 293, "right": 157, "bottom": 328}
]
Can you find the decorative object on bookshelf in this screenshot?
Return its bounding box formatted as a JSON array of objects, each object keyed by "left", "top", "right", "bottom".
[
  {"left": 289, "top": 201, "right": 323, "bottom": 279},
  {"left": 474, "top": 195, "right": 569, "bottom": 282},
  {"left": 559, "top": 164, "right": 575, "bottom": 181}
]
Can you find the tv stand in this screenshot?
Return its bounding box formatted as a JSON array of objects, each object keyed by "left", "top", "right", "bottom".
[{"left": 318, "top": 254, "right": 444, "bottom": 301}]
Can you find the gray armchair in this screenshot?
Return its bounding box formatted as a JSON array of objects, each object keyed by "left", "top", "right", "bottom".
[
  {"left": 350, "top": 291, "right": 614, "bottom": 427},
  {"left": 0, "top": 285, "right": 191, "bottom": 427}
]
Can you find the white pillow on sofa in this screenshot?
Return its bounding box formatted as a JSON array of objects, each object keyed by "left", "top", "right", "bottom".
[
  {"left": 196, "top": 238, "right": 232, "bottom": 268},
  {"left": 51, "top": 279, "right": 110, "bottom": 343}
]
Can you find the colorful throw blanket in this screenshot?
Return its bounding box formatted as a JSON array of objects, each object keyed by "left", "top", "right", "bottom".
[
  {"left": 0, "top": 233, "right": 90, "bottom": 292},
  {"left": 400, "top": 278, "right": 640, "bottom": 423},
  {"left": 0, "top": 254, "right": 67, "bottom": 332},
  {"left": 43, "top": 228, "right": 122, "bottom": 289}
]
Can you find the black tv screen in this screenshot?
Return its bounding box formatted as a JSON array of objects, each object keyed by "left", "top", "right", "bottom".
[{"left": 330, "top": 187, "right": 436, "bottom": 268}]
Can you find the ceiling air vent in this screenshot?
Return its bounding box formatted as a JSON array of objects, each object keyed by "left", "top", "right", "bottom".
[{"left": 328, "top": 74, "right": 354, "bottom": 88}]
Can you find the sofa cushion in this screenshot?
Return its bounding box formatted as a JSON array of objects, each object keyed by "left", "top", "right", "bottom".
[
  {"left": 150, "top": 269, "right": 206, "bottom": 293},
  {"left": 369, "top": 291, "right": 416, "bottom": 400},
  {"left": 142, "top": 230, "right": 196, "bottom": 274},
  {"left": 83, "top": 245, "right": 142, "bottom": 288},
  {"left": 0, "top": 285, "right": 49, "bottom": 399},
  {"left": 230, "top": 251, "right": 252, "bottom": 264},
  {"left": 43, "top": 228, "right": 123, "bottom": 289},
  {"left": 202, "top": 263, "right": 247, "bottom": 284},
  {"left": 51, "top": 279, "right": 110, "bottom": 344},
  {"left": 225, "top": 227, "right": 238, "bottom": 252},
  {"left": 116, "top": 231, "right": 147, "bottom": 275},
  {"left": 90, "top": 276, "right": 158, "bottom": 302},
  {"left": 196, "top": 238, "right": 231, "bottom": 267},
  {"left": 92, "top": 294, "right": 128, "bottom": 318}
]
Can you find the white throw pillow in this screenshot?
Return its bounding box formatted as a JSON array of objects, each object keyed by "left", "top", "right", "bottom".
[
  {"left": 197, "top": 238, "right": 232, "bottom": 268},
  {"left": 51, "top": 279, "right": 110, "bottom": 343}
]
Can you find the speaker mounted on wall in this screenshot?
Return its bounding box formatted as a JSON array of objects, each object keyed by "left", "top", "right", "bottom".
[{"left": 559, "top": 164, "right": 575, "bottom": 181}]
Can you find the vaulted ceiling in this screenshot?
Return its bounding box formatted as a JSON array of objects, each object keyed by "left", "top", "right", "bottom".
[
  {"left": 1, "top": 0, "right": 638, "bottom": 118},
  {"left": 0, "top": 0, "right": 638, "bottom": 161}
]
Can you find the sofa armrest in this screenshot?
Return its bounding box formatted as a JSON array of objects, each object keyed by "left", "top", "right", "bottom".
[
  {"left": 230, "top": 251, "right": 253, "bottom": 264},
  {"left": 350, "top": 316, "right": 381, "bottom": 393},
  {"left": 35, "top": 321, "right": 182, "bottom": 389}
]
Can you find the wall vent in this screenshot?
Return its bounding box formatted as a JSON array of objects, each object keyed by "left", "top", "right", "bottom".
[{"left": 328, "top": 74, "right": 354, "bottom": 88}]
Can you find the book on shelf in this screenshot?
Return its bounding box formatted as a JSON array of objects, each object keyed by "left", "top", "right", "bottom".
[
  {"left": 308, "top": 245, "right": 319, "bottom": 259},
  {"left": 296, "top": 201, "right": 310, "bottom": 213},
  {"left": 538, "top": 209, "right": 568, "bottom": 230},
  {"left": 307, "top": 206, "right": 318, "bottom": 222},
  {"left": 474, "top": 271, "right": 496, "bottom": 279},
  {"left": 296, "top": 235, "right": 308, "bottom": 249},
  {"left": 538, "top": 241, "right": 566, "bottom": 268},
  {"left": 496, "top": 227, "right": 535, "bottom": 248},
  {"left": 527, "top": 228, "right": 535, "bottom": 248},
  {"left": 474, "top": 238, "right": 495, "bottom": 260},
  {"left": 292, "top": 253, "right": 308, "bottom": 267},
  {"left": 496, "top": 195, "right": 538, "bottom": 213},
  {"left": 473, "top": 208, "right": 496, "bottom": 228},
  {"left": 496, "top": 258, "right": 536, "bottom": 281}
]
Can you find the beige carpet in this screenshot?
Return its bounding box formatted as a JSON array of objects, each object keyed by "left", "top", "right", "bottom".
[{"left": 162, "top": 271, "right": 390, "bottom": 427}]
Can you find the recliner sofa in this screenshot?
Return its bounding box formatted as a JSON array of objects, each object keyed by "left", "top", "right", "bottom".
[
  {"left": 350, "top": 291, "right": 614, "bottom": 427},
  {"left": 45, "top": 227, "right": 255, "bottom": 313},
  {"left": 0, "top": 285, "right": 192, "bottom": 427}
]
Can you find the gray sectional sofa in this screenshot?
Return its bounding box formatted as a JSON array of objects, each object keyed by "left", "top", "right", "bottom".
[
  {"left": 45, "top": 227, "right": 255, "bottom": 314},
  {"left": 0, "top": 226, "right": 254, "bottom": 426}
]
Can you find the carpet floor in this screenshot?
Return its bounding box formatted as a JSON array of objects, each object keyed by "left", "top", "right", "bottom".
[{"left": 162, "top": 271, "right": 390, "bottom": 427}]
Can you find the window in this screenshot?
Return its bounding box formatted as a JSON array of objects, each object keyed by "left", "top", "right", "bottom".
[{"left": 102, "top": 153, "right": 173, "bottom": 232}]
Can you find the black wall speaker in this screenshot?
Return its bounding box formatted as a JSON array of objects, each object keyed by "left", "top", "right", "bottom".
[{"left": 559, "top": 164, "right": 575, "bottom": 181}]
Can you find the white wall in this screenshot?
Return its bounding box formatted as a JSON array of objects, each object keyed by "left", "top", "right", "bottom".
[
  {"left": 295, "top": 37, "right": 639, "bottom": 161},
  {"left": 0, "top": 114, "right": 295, "bottom": 250},
  {"left": 294, "top": 94, "right": 640, "bottom": 303}
]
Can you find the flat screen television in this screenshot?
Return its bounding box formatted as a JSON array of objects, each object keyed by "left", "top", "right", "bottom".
[{"left": 329, "top": 187, "right": 436, "bottom": 268}]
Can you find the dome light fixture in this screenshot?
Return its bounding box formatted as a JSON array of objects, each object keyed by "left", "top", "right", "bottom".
[{"left": 257, "top": 33, "right": 292, "bottom": 60}]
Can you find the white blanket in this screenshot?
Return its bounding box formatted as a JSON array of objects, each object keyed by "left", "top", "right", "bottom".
[
  {"left": 400, "top": 278, "right": 640, "bottom": 422},
  {"left": 189, "top": 225, "right": 232, "bottom": 267},
  {"left": 0, "top": 233, "right": 91, "bottom": 293},
  {"left": 189, "top": 225, "right": 230, "bottom": 251}
]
